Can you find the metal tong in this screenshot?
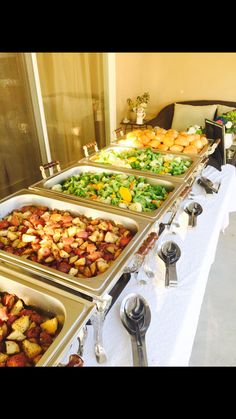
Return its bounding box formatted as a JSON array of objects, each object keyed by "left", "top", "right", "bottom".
[
  {"left": 90, "top": 295, "right": 112, "bottom": 364},
  {"left": 158, "top": 184, "right": 193, "bottom": 233},
  {"left": 197, "top": 176, "right": 221, "bottom": 194},
  {"left": 123, "top": 184, "right": 192, "bottom": 279}
]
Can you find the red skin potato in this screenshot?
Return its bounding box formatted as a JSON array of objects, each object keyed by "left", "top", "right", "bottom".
[
  {"left": 0, "top": 220, "right": 9, "bottom": 229},
  {"left": 2, "top": 293, "right": 15, "bottom": 310},
  {"left": 30, "top": 312, "right": 43, "bottom": 325},
  {"left": 6, "top": 352, "right": 27, "bottom": 367},
  {"left": 39, "top": 331, "right": 53, "bottom": 346},
  {"left": 7, "top": 314, "right": 19, "bottom": 326},
  {"left": 26, "top": 326, "right": 41, "bottom": 339}
]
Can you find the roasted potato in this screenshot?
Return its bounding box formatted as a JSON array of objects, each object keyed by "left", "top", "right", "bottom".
[
  {"left": 22, "top": 339, "right": 42, "bottom": 359},
  {"left": 5, "top": 341, "right": 20, "bottom": 355},
  {"left": 40, "top": 317, "right": 58, "bottom": 335},
  {"left": 6, "top": 330, "right": 26, "bottom": 341},
  {"left": 10, "top": 299, "right": 24, "bottom": 315},
  {"left": 12, "top": 316, "right": 30, "bottom": 333}
]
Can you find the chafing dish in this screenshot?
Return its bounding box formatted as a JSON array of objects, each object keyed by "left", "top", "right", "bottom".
[
  {"left": 29, "top": 162, "right": 186, "bottom": 221},
  {"left": 113, "top": 133, "right": 214, "bottom": 158},
  {"left": 80, "top": 145, "right": 203, "bottom": 183},
  {"left": 0, "top": 189, "right": 150, "bottom": 299},
  {"left": 0, "top": 261, "right": 94, "bottom": 366}
]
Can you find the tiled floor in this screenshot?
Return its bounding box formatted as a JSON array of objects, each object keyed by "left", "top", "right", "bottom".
[{"left": 189, "top": 212, "right": 236, "bottom": 366}]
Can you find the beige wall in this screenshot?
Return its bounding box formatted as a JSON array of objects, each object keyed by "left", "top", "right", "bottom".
[{"left": 116, "top": 53, "right": 236, "bottom": 124}]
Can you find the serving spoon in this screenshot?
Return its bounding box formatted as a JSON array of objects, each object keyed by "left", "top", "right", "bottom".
[
  {"left": 120, "top": 294, "right": 151, "bottom": 366},
  {"left": 185, "top": 202, "right": 203, "bottom": 228}
]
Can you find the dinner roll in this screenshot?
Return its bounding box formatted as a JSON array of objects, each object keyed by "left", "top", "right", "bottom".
[
  {"left": 164, "top": 133, "right": 176, "bottom": 141},
  {"left": 182, "top": 145, "right": 198, "bottom": 154},
  {"left": 166, "top": 129, "right": 179, "bottom": 138},
  {"left": 174, "top": 136, "right": 190, "bottom": 147},
  {"left": 155, "top": 133, "right": 165, "bottom": 141},
  {"left": 145, "top": 131, "right": 156, "bottom": 140},
  {"left": 139, "top": 134, "right": 151, "bottom": 145},
  {"left": 192, "top": 139, "right": 204, "bottom": 150},
  {"left": 169, "top": 145, "right": 184, "bottom": 152},
  {"left": 162, "top": 137, "right": 175, "bottom": 147},
  {"left": 155, "top": 128, "right": 167, "bottom": 135},
  {"left": 201, "top": 136, "right": 208, "bottom": 145},
  {"left": 187, "top": 134, "right": 197, "bottom": 143},
  {"left": 119, "top": 138, "right": 142, "bottom": 148},
  {"left": 193, "top": 134, "right": 201, "bottom": 141},
  {"left": 157, "top": 143, "right": 169, "bottom": 151},
  {"left": 149, "top": 140, "right": 160, "bottom": 148}
]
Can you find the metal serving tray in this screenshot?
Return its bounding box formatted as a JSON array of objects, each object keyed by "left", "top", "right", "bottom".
[
  {"left": 0, "top": 261, "right": 94, "bottom": 366},
  {"left": 114, "top": 136, "right": 213, "bottom": 157},
  {"left": 29, "top": 162, "right": 186, "bottom": 221},
  {"left": 0, "top": 189, "right": 150, "bottom": 299},
  {"left": 80, "top": 145, "right": 202, "bottom": 183}
]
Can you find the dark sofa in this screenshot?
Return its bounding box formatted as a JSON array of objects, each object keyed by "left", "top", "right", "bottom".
[{"left": 147, "top": 100, "right": 236, "bottom": 129}]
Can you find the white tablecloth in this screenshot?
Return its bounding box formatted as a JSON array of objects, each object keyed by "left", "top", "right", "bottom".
[{"left": 65, "top": 164, "right": 236, "bottom": 366}]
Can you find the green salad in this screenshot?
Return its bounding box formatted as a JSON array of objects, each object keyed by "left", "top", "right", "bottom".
[
  {"left": 51, "top": 172, "right": 169, "bottom": 213},
  {"left": 92, "top": 148, "right": 192, "bottom": 176}
]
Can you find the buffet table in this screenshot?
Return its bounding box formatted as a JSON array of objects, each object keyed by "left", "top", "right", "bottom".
[{"left": 64, "top": 164, "right": 236, "bottom": 366}]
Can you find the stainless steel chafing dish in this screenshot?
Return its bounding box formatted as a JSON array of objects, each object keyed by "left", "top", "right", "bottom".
[
  {"left": 112, "top": 130, "right": 215, "bottom": 158},
  {"left": 0, "top": 189, "right": 150, "bottom": 300},
  {"left": 29, "top": 162, "right": 186, "bottom": 221},
  {"left": 0, "top": 261, "right": 94, "bottom": 366},
  {"left": 80, "top": 145, "right": 203, "bottom": 183}
]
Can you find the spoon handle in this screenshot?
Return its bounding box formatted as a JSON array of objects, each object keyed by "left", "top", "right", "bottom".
[
  {"left": 192, "top": 213, "right": 197, "bottom": 228},
  {"left": 165, "top": 264, "right": 178, "bottom": 287},
  {"left": 189, "top": 211, "right": 195, "bottom": 227},
  {"left": 131, "top": 334, "right": 148, "bottom": 367}
]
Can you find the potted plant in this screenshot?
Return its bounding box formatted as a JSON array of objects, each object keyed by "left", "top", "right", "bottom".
[
  {"left": 215, "top": 110, "right": 236, "bottom": 148},
  {"left": 127, "top": 92, "right": 150, "bottom": 122}
]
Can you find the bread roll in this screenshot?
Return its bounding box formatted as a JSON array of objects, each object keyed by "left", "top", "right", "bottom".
[
  {"left": 166, "top": 129, "right": 179, "bottom": 138},
  {"left": 155, "top": 133, "right": 165, "bottom": 141},
  {"left": 174, "top": 136, "right": 190, "bottom": 147},
  {"left": 139, "top": 134, "right": 151, "bottom": 145},
  {"left": 182, "top": 145, "right": 198, "bottom": 154},
  {"left": 164, "top": 133, "right": 176, "bottom": 141},
  {"left": 119, "top": 138, "right": 142, "bottom": 148},
  {"left": 149, "top": 140, "right": 160, "bottom": 148},
  {"left": 169, "top": 145, "right": 184, "bottom": 152},
  {"left": 162, "top": 137, "right": 175, "bottom": 147},
  {"left": 145, "top": 131, "right": 156, "bottom": 140},
  {"left": 187, "top": 134, "right": 197, "bottom": 143},
  {"left": 155, "top": 128, "right": 167, "bottom": 135},
  {"left": 201, "top": 136, "right": 208, "bottom": 145},
  {"left": 192, "top": 139, "right": 204, "bottom": 150},
  {"left": 193, "top": 134, "right": 201, "bottom": 141},
  {"left": 179, "top": 131, "right": 188, "bottom": 136},
  {"left": 157, "top": 143, "right": 169, "bottom": 151}
]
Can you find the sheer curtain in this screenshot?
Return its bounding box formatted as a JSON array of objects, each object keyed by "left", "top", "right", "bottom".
[
  {"left": 0, "top": 53, "right": 42, "bottom": 198},
  {"left": 37, "top": 53, "right": 106, "bottom": 168}
]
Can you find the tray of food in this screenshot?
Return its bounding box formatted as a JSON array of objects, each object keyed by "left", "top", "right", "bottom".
[
  {"left": 81, "top": 146, "right": 202, "bottom": 182},
  {"left": 0, "top": 261, "right": 94, "bottom": 366},
  {"left": 114, "top": 128, "right": 211, "bottom": 156},
  {"left": 30, "top": 163, "right": 185, "bottom": 220},
  {"left": 0, "top": 189, "right": 150, "bottom": 299}
]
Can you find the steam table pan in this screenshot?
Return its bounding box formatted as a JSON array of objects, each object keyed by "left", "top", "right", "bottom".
[
  {"left": 0, "top": 261, "right": 95, "bottom": 366},
  {"left": 0, "top": 189, "right": 150, "bottom": 300},
  {"left": 29, "top": 162, "right": 186, "bottom": 221}
]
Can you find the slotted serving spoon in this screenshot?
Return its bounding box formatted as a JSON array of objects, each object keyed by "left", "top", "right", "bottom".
[{"left": 120, "top": 294, "right": 151, "bottom": 367}]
